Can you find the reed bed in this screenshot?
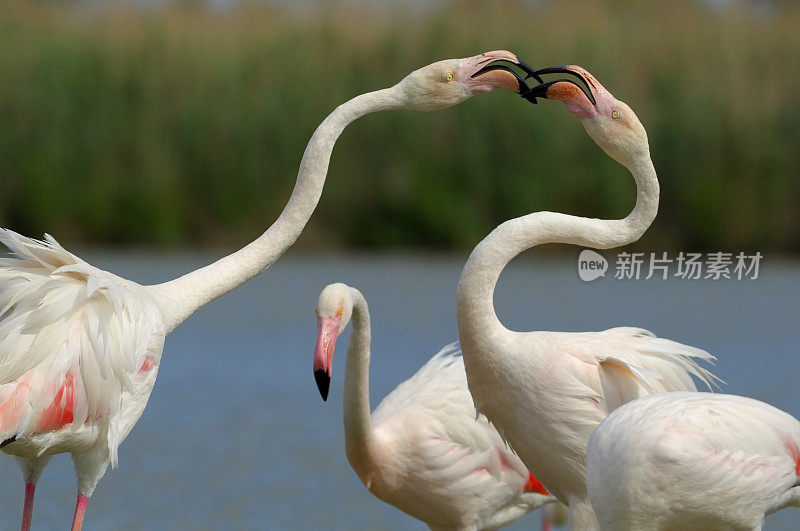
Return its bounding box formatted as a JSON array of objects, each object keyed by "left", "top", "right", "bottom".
[{"left": 1, "top": 0, "right": 798, "bottom": 253}]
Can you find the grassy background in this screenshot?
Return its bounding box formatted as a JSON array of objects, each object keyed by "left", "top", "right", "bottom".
[{"left": 1, "top": 0, "right": 798, "bottom": 253}]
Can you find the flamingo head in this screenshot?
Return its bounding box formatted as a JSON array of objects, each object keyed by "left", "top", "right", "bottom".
[
  {"left": 535, "top": 65, "right": 648, "bottom": 167},
  {"left": 313, "top": 283, "right": 355, "bottom": 401},
  {"left": 473, "top": 61, "right": 649, "bottom": 168},
  {"left": 396, "top": 50, "right": 531, "bottom": 111}
]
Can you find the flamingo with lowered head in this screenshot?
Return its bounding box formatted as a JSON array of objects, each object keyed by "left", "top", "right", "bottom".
[
  {"left": 0, "top": 50, "right": 528, "bottom": 530},
  {"left": 313, "top": 282, "right": 559, "bottom": 530},
  {"left": 586, "top": 392, "right": 800, "bottom": 530},
  {"left": 455, "top": 63, "right": 721, "bottom": 528}
]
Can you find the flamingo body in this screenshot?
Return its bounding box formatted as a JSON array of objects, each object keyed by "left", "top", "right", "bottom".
[
  {"left": 0, "top": 230, "right": 164, "bottom": 470},
  {"left": 462, "top": 326, "right": 717, "bottom": 522},
  {"left": 456, "top": 65, "right": 721, "bottom": 528},
  {"left": 0, "top": 51, "right": 528, "bottom": 528},
  {"left": 370, "top": 346, "right": 553, "bottom": 530},
  {"left": 314, "top": 283, "right": 557, "bottom": 530},
  {"left": 587, "top": 392, "right": 800, "bottom": 530},
  {"left": 0, "top": 230, "right": 165, "bottom": 529}
]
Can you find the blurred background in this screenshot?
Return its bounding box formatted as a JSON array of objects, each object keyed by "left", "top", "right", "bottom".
[
  {"left": 0, "top": 0, "right": 798, "bottom": 529},
  {"left": 2, "top": 0, "right": 798, "bottom": 253}
]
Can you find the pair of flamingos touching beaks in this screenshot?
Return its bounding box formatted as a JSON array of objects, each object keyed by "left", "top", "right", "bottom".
[{"left": 0, "top": 50, "right": 796, "bottom": 530}]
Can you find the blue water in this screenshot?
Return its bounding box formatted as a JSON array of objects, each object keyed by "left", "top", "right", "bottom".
[{"left": 0, "top": 250, "right": 797, "bottom": 529}]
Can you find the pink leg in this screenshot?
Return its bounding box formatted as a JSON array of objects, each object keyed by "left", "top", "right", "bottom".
[
  {"left": 21, "top": 482, "right": 35, "bottom": 531},
  {"left": 541, "top": 507, "right": 552, "bottom": 531},
  {"left": 70, "top": 495, "right": 89, "bottom": 531}
]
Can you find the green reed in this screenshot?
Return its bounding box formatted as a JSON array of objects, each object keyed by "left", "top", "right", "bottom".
[{"left": 0, "top": 0, "right": 798, "bottom": 253}]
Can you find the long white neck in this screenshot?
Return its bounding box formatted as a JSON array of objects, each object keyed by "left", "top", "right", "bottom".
[
  {"left": 147, "top": 88, "right": 405, "bottom": 332},
  {"left": 457, "top": 153, "right": 658, "bottom": 356},
  {"left": 341, "top": 288, "right": 375, "bottom": 478}
]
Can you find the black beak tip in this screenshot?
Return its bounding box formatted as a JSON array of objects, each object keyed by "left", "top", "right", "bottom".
[
  {"left": 514, "top": 55, "right": 543, "bottom": 84},
  {"left": 471, "top": 63, "right": 534, "bottom": 98},
  {"left": 314, "top": 369, "right": 330, "bottom": 401}
]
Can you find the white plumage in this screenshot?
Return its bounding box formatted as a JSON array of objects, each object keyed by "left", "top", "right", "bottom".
[
  {"left": 0, "top": 230, "right": 164, "bottom": 463},
  {"left": 372, "top": 346, "right": 553, "bottom": 530},
  {"left": 456, "top": 65, "right": 721, "bottom": 528},
  {"left": 587, "top": 392, "right": 800, "bottom": 530},
  {"left": 314, "top": 283, "right": 557, "bottom": 530}
]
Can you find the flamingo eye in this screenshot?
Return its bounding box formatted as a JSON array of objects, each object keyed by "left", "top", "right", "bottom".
[
  {"left": 445, "top": 72, "right": 454, "bottom": 82},
  {"left": 611, "top": 109, "right": 620, "bottom": 119},
  {"left": 337, "top": 306, "right": 343, "bottom": 316}
]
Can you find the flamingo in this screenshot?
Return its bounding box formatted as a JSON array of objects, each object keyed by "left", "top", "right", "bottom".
[
  {"left": 0, "top": 50, "right": 528, "bottom": 530},
  {"left": 455, "top": 63, "right": 721, "bottom": 528},
  {"left": 313, "top": 282, "right": 560, "bottom": 530},
  {"left": 586, "top": 392, "right": 800, "bottom": 530}
]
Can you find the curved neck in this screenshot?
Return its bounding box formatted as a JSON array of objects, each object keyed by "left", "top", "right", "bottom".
[
  {"left": 341, "top": 288, "right": 375, "bottom": 476},
  {"left": 457, "top": 154, "right": 658, "bottom": 353},
  {"left": 148, "top": 88, "right": 405, "bottom": 332}
]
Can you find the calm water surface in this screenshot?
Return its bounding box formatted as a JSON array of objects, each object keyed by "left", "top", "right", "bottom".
[{"left": 0, "top": 251, "right": 797, "bottom": 529}]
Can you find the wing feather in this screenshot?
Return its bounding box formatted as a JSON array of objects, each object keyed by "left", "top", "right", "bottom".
[
  {"left": 589, "top": 327, "right": 718, "bottom": 388},
  {"left": 0, "top": 229, "right": 162, "bottom": 463},
  {"left": 371, "top": 343, "right": 550, "bottom": 525},
  {"left": 549, "top": 327, "right": 721, "bottom": 413}
]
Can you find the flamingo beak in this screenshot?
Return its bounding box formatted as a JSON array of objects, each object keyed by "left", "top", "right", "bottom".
[
  {"left": 460, "top": 50, "right": 532, "bottom": 95},
  {"left": 519, "top": 65, "right": 598, "bottom": 105},
  {"left": 314, "top": 315, "right": 341, "bottom": 401},
  {"left": 472, "top": 60, "right": 597, "bottom": 106}
]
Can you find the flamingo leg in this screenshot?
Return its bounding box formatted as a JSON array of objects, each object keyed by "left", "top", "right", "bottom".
[
  {"left": 540, "top": 504, "right": 553, "bottom": 531},
  {"left": 21, "top": 482, "right": 35, "bottom": 531},
  {"left": 70, "top": 495, "right": 89, "bottom": 531}
]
